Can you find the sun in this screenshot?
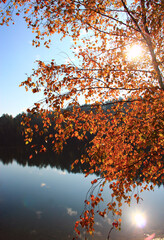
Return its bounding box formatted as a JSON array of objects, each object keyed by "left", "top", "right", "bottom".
[{"left": 126, "top": 44, "right": 143, "bottom": 61}]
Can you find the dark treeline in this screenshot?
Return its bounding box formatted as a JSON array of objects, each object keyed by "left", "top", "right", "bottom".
[
  {"left": 0, "top": 112, "right": 91, "bottom": 174},
  {"left": 0, "top": 101, "right": 163, "bottom": 185},
  {"left": 0, "top": 99, "right": 129, "bottom": 148},
  {"left": 0, "top": 112, "right": 92, "bottom": 148},
  {"left": 0, "top": 101, "right": 123, "bottom": 174},
  {"left": 0, "top": 114, "right": 24, "bottom": 147},
  {"left": 0, "top": 101, "right": 128, "bottom": 176}
]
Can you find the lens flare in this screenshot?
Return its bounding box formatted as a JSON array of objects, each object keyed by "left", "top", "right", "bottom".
[{"left": 144, "top": 233, "right": 155, "bottom": 240}]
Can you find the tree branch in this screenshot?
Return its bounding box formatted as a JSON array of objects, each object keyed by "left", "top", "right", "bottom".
[{"left": 140, "top": 0, "right": 164, "bottom": 90}]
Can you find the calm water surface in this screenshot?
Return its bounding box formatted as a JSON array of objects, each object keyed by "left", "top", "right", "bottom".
[{"left": 0, "top": 154, "right": 164, "bottom": 240}]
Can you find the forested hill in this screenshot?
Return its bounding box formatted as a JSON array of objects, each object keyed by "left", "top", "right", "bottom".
[
  {"left": 0, "top": 114, "right": 24, "bottom": 147},
  {"left": 0, "top": 111, "right": 90, "bottom": 172},
  {"left": 0, "top": 100, "right": 127, "bottom": 148},
  {"left": 0, "top": 112, "right": 89, "bottom": 148},
  {"left": 0, "top": 108, "right": 163, "bottom": 185}
]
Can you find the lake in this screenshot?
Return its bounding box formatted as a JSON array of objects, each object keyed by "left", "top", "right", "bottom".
[{"left": 0, "top": 150, "right": 164, "bottom": 240}]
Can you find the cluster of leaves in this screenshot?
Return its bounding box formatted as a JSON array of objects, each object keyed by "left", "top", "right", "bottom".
[{"left": 1, "top": 0, "right": 164, "bottom": 238}]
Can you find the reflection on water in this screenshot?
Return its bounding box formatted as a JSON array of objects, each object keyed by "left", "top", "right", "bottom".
[{"left": 0, "top": 149, "right": 164, "bottom": 240}]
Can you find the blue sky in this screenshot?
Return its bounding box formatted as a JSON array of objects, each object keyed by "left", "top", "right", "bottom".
[{"left": 0, "top": 15, "right": 73, "bottom": 117}]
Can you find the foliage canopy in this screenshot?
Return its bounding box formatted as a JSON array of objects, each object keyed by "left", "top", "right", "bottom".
[{"left": 1, "top": 0, "right": 164, "bottom": 237}]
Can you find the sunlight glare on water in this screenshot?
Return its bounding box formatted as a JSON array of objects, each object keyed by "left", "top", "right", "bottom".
[{"left": 134, "top": 212, "right": 146, "bottom": 228}]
